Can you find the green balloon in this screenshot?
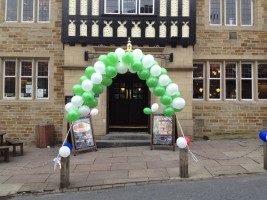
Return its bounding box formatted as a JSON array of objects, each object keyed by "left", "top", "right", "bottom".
[
  {"left": 163, "top": 106, "right": 175, "bottom": 117},
  {"left": 92, "top": 84, "right": 104, "bottom": 94},
  {"left": 161, "top": 68, "right": 168, "bottom": 75},
  {"left": 171, "top": 92, "right": 181, "bottom": 99},
  {"left": 87, "top": 98, "right": 98, "bottom": 108},
  {"left": 98, "top": 55, "right": 112, "bottom": 66},
  {"left": 146, "top": 77, "right": 158, "bottom": 88},
  {"left": 153, "top": 86, "right": 166, "bottom": 96},
  {"left": 101, "top": 74, "right": 113, "bottom": 86},
  {"left": 138, "top": 68, "right": 150, "bottom": 80},
  {"left": 153, "top": 61, "right": 159, "bottom": 66},
  {"left": 107, "top": 52, "right": 119, "bottom": 66},
  {"left": 66, "top": 110, "right": 80, "bottom": 122},
  {"left": 132, "top": 60, "right": 143, "bottom": 72},
  {"left": 106, "top": 66, "right": 117, "bottom": 78},
  {"left": 143, "top": 107, "right": 152, "bottom": 115},
  {"left": 85, "top": 66, "right": 96, "bottom": 79},
  {"left": 160, "top": 95, "right": 173, "bottom": 105},
  {"left": 79, "top": 75, "right": 88, "bottom": 84},
  {"left": 122, "top": 52, "right": 134, "bottom": 64},
  {"left": 82, "top": 91, "right": 94, "bottom": 103},
  {"left": 174, "top": 108, "right": 183, "bottom": 112},
  {"left": 72, "top": 84, "right": 84, "bottom": 96}
]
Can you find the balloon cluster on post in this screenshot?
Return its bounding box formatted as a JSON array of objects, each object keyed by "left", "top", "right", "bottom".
[
  {"left": 176, "top": 136, "right": 190, "bottom": 149},
  {"left": 59, "top": 143, "right": 73, "bottom": 158}
]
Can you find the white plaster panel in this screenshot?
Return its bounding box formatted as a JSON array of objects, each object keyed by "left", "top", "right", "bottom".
[
  {"left": 182, "top": 21, "right": 189, "bottom": 38},
  {"left": 68, "top": 20, "right": 76, "bottom": 36},
  {"left": 171, "top": 21, "right": 178, "bottom": 37},
  {"left": 69, "top": 0, "right": 76, "bottom": 15},
  {"left": 80, "top": 20, "right": 87, "bottom": 36},
  {"left": 171, "top": 0, "right": 178, "bottom": 16},
  {"left": 92, "top": 21, "right": 99, "bottom": 37},
  {"left": 117, "top": 21, "right": 127, "bottom": 37},
  {"left": 103, "top": 21, "right": 113, "bottom": 37},
  {"left": 145, "top": 21, "right": 155, "bottom": 38},
  {"left": 131, "top": 22, "right": 141, "bottom": 38},
  {"left": 80, "top": 0, "right": 88, "bottom": 15},
  {"left": 92, "top": 0, "right": 99, "bottom": 16},
  {"left": 182, "top": 0, "right": 190, "bottom": 17},
  {"left": 159, "top": 21, "right": 166, "bottom": 38},
  {"left": 160, "top": 0, "right": 167, "bottom": 16}
]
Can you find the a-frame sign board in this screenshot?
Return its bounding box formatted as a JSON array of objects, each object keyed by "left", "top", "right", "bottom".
[
  {"left": 150, "top": 114, "right": 177, "bottom": 151},
  {"left": 70, "top": 116, "right": 97, "bottom": 156}
]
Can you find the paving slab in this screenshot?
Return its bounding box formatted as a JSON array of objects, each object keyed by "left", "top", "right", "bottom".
[
  {"left": 4, "top": 174, "right": 50, "bottom": 184},
  {"left": 104, "top": 178, "right": 148, "bottom": 185},
  {"left": 94, "top": 156, "right": 127, "bottom": 164},
  {"left": 205, "top": 165, "right": 249, "bottom": 176},
  {"left": 111, "top": 162, "right": 147, "bottom": 170},
  {"left": 18, "top": 183, "right": 48, "bottom": 193},
  {"left": 129, "top": 168, "right": 169, "bottom": 179},
  {"left": 87, "top": 170, "right": 129, "bottom": 181},
  {"left": 74, "top": 163, "right": 111, "bottom": 172},
  {"left": 0, "top": 175, "right": 11, "bottom": 184},
  {"left": 0, "top": 184, "right": 23, "bottom": 197},
  {"left": 147, "top": 160, "right": 180, "bottom": 169}
]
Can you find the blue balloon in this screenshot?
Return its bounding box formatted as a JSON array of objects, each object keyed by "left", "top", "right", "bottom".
[
  {"left": 259, "top": 131, "right": 267, "bottom": 142},
  {"left": 63, "top": 143, "right": 73, "bottom": 152}
]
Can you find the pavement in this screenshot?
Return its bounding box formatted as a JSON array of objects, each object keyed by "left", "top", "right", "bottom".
[{"left": 0, "top": 139, "right": 266, "bottom": 197}]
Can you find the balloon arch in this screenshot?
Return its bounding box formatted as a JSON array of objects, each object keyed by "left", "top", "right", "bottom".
[{"left": 65, "top": 47, "right": 185, "bottom": 122}]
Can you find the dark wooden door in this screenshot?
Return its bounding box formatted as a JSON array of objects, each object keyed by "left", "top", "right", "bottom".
[{"left": 109, "top": 73, "right": 149, "bottom": 131}]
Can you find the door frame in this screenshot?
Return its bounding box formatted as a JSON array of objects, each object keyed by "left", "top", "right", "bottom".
[{"left": 106, "top": 73, "right": 151, "bottom": 134}]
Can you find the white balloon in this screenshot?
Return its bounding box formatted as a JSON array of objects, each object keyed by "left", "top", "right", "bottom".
[
  {"left": 132, "top": 49, "right": 143, "bottom": 60},
  {"left": 78, "top": 105, "right": 90, "bottom": 116},
  {"left": 116, "top": 62, "right": 128, "bottom": 74},
  {"left": 149, "top": 87, "right": 154, "bottom": 93},
  {"left": 71, "top": 96, "right": 83, "bottom": 107},
  {"left": 59, "top": 146, "right": 71, "bottom": 158},
  {"left": 166, "top": 83, "right": 179, "bottom": 96},
  {"left": 115, "top": 48, "right": 125, "bottom": 61},
  {"left": 151, "top": 103, "right": 159, "bottom": 112},
  {"left": 65, "top": 103, "right": 77, "bottom": 112},
  {"left": 172, "top": 97, "right": 186, "bottom": 109},
  {"left": 176, "top": 137, "right": 187, "bottom": 149},
  {"left": 150, "top": 65, "right": 161, "bottom": 77},
  {"left": 142, "top": 55, "right": 154, "bottom": 68},
  {"left": 82, "top": 79, "right": 93, "bottom": 91},
  {"left": 158, "top": 75, "right": 170, "bottom": 86},
  {"left": 91, "top": 73, "right": 103, "bottom": 84},
  {"left": 90, "top": 108, "right": 99, "bottom": 116},
  {"left": 94, "top": 61, "right": 106, "bottom": 74}
]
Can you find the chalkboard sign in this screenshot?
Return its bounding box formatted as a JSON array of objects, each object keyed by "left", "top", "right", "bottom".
[
  {"left": 150, "top": 114, "right": 176, "bottom": 151},
  {"left": 70, "top": 116, "right": 97, "bottom": 155}
]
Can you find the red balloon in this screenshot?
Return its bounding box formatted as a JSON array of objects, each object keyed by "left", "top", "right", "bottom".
[{"left": 184, "top": 136, "right": 190, "bottom": 146}]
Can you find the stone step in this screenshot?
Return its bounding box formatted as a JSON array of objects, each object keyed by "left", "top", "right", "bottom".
[
  {"left": 101, "top": 132, "right": 150, "bottom": 140},
  {"left": 96, "top": 140, "right": 150, "bottom": 148}
]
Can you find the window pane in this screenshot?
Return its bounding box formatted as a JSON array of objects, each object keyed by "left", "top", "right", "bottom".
[
  {"left": 5, "top": 61, "right": 16, "bottom": 76},
  {"left": 242, "top": 64, "right": 252, "bottom": 78},
  {"left": 22, "top": 0, "right": 34, "bottom": 21},
  {"left": 123, "top": 0, "right": 136, "bottom": 14},
  {"left": 106, "top": 0, "right": 119, "bottom": 13},
  {"left": 241, "top": 0, "right": 252, "bottom": 25},
  {"left": 210, "top": 80, "right": 220, "bottom": 99},
  {"left": 21, "top": 78, "right": 32, "bottom": 98},
  {"left": 4, "top": 77, "right": 16, "bottom": 98},
  {"left": 258, "top": 64, "right": 267, "bottom": 79},
  {"left": 258, "top": 80, "right": 267, "bottom": 99},
  {"left": 37, "top": 61, "right": 48, "bottom": 76},
  {"left": 226, "top": 0, "right": 236, "bottom": 25},
  {"left": 210, "top": 0, "right": 221, "bottom": 24},
  {"left": 242, "top": 80, "right": 252, "bottom": 99},
  {"left": 21, "top": 61, "right": 32, "bottom": 76},
  {"left": 226, "top": 80, "right": 236, "bottom": 99},
  {"left": 38, "top": 0, "right": 50, "bottom": 21},
  {"left": 226, "top": 63, "right": 236, "bottom": 78},
  {"left": 193, "top": 80, "right": 204, "bottom": 99},
  {"left": 37, "top": 78, "right": 48, "bottom": 98},
  {"left": 210, "top": 64, "right": 221, "bottom": 78},
  {"left": 6, "top": 0, "right": 18, "bottom": 21},
  {"left": 193, "top": 64, "right": 204, "bottom": 78},
  {"left": 140, "top": 0, "right": 153, "bottom": 14}
]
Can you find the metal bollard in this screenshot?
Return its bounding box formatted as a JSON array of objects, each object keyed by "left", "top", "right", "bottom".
[
  {"left": 264, "top": 142, "right": 267, "bottom": 170},
  {"left": 179, "top": 148, "right": 189, "bottom": 178},
  {"left": 60, "top": 156, "right": 70, "bottom": 188}
]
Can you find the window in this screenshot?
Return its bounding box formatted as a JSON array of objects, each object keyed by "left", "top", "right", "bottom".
[
  {"left": 5, "top": 0, "right": 18, "bottom": 22},
  {"left": 258, "top": 64, "right": 267, "bottom": 99},
  {"left": 241, "top": 63, "right": 253, "bottom": 99},
  {"left": 225, "top": 0, "right": 237, "bottom": 25},
  {"left": 210, "top": 0, "right": 221, "bottom": 25},
  {"left": 241, "top": 0, "right": 253, "bottom": 25},
  {"left": 38, "top": 0, "right": 50, "bottom": 22},
  {"left": 36, "top": 61, "right": 49, "bottom": 98},
  {"left": 193, "top": 63, "right": 205, "bottom": 99},
  {"left": 225, "top": 63, "right": 237, "bottom": 99},
  {"left": 104, "top": 0, "right": 154, "bottom": 15},
  {"left": 209, "top": 63, "right": 221, "bottom": 99},
  {"left": 4, "top": 61, "right": 16, "bottom": 98},
  {"left": 20, "top": 61, "right": 33, "bottom": 98},
  {"left": 22, "top": 0, "right": 34, "bottom": 22}
]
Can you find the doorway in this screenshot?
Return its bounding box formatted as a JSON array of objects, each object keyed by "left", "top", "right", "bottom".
[{"left": 108, "top": 73, "right": 149, "bottom": 132}]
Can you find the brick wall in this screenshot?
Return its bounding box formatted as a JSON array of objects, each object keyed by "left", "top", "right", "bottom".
[{"left": 0, "top": 1, "right": 64, "bottom": 145}]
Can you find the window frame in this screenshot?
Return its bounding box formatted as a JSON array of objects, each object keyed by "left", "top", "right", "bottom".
[
  {"left": 122, "top": 0, "right": 137, "bottom": 14},
  {"left": 104, "top": 0, "right": 120, "bottom": 14},
  {"left": 225, "top": 62, "right": 238, "bottom": 100},
  {"left": 21, "top": 0, "right": 35, "bottom": 23},
  {"left": 209, "top": 63, "right": 222, "bottom": 100},
  {"left": 241, "top": 63, "right": 253, "bottom": 100},
  {"left": 20, "top": 60, "right": 33, "bottom": 99},
  {"left": 241, "top": 0, "right": 253, "bottom": 26},
  {"left": 225, "top": 0, "right": 237, "bottom": 26},
  {"left": 139, "top": 0, "right": 155, "bottom": 15},
  {"left": 5, "top": 0, "right": 19, "bottom": 22},
  {"left": 3, "top": 60, "right": 17, "bottom": 99},
  {"left": 36, "top": 60, "right": 49, "bottom": 99},
  {"left": 37, "top": 0, "right": 51, "bottom": 23},
  {"left": 258, "top": 63, "right": 267, "bottom": 100},
  {"left": 193, "top": 63, "right": 205, "bottom": 100},
  {"left": 209, "top": 0, "right": 222, "bottom": 25}
]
